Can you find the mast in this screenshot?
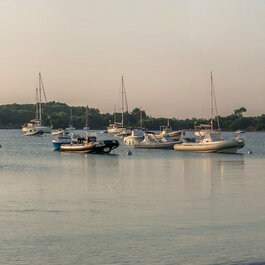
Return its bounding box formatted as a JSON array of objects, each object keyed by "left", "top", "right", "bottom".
[
  {"left": 70, "top": 108, "right": 73, "bottom": 127},
  {"left": 114, "top": 105, "right": 116, "bottom": 123},
  {"left": 39, "top": 72, "right": 52, "bottom": 127},
  {"left": 210, "top": 72, "right": 214, "bottom": 130},
  {"left": 35, "top": 87, "right": 39, "bottom": 120},
  {"left": 140, "top": 107, "right": 143, "bottom": 128},
  {"left": 39, "top": 73, "right": 42, "bottom": 123},
  {"left": 210, "top": 71, "right": 220, "bottom": 130},
  {"left": 121, "top": 76, "right": 129, "bottom": 127},
  {"left": 85, "top": 105, "right": 88, "bottom": 127},
  {"left": 121, "top": 76, "right": 124, "bottom": 127}
]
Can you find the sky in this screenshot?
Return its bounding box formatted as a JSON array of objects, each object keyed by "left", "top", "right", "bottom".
[{"left": 0, "top": 0, "right": 264, "bottom": 119}]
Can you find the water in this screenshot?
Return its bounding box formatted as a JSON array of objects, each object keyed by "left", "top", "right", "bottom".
[{"left": 0, "top": 130, "right": 265, "bottom": 265}]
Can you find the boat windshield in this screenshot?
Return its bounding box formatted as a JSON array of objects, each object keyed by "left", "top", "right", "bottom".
[{"left": 204, "top": 132, "right": 224, "bottom": 142}]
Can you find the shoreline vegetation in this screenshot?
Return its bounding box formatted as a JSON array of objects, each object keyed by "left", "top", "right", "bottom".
[{"left": 0, "top": 102, "right": 265, "bottom": 131}]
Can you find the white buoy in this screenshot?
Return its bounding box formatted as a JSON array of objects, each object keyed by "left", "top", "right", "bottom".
[
  {"left": 247, "top": 149, "right": 253, "bottom": 154},
  {"left": 126, "top": 150, "right": 132, "bottom": 155}
]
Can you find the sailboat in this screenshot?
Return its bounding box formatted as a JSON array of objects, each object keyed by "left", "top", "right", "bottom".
[
  {"left": 22, "top": 73, "right": 52, "bottom": 134},
  {"left": 66, "top": 108, "right": 76, "bottom": 131},
  {"left": 83, "top": 105, "right": 90, "bottom": 130},
  {"left": 194, "top": 72, "right": 220, "bottom": 137},
  {"left": 174, "top": 72, "right": 245, "bottom": 153},
  {"left": 107, "top": 76, "right": 130, "bottom": 135}
]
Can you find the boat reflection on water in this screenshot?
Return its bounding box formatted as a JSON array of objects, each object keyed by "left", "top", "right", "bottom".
[{"left": 178, "top": 156, "right": 245, "bottom": 197}]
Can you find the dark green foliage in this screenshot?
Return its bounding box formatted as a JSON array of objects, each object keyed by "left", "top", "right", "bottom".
[
  {"left": 255, "top": 124, "right": 265, "bottom": 131},
  {"left": 0, "top": 103, "right": 264, "bottom": 131},
  {"left": 233, "top": 107, "right": 247, "bottom": 118}
]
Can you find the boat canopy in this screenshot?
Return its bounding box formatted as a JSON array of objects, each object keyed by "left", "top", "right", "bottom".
[
  {"left": 131, "top": 129, "right": 144, "bottom": 137},
  {"left": 203, "top": 132, "right": 224, "bottom": 142}
]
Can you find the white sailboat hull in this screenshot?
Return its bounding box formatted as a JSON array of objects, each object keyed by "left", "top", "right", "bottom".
[{"left": 23, "top": 125, "right": 51, "bottom": 133}]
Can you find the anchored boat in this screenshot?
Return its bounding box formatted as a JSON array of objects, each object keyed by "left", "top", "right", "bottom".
[
  {"left": 52, "top": 128, "right": 68, "bottom": 136},
  {"left": 155, "top": 125, "right": 183, "bottom": 141},
  {"left": 52, "top": 133, "right": 81, "bottom": 150},
  {"left": 60, "top": 135, "right": 119, "bottom": 154},
  {"left": 124, "top": 129, "right": 145, "bottom": 146},
  {"left": 22, "top": 73, "right": 52, "bottom": 133},
  {"left": 24, "top": 128, "right": 44, "bottom": 136},
  {"left": 174, "top": 132, "right": 244, "bottom": 153},
  {"left": 134, "top": 134, "right": 180, "bottom": 149}
]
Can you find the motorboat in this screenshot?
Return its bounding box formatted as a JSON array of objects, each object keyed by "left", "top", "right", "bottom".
[
  {"left": 155, "top": 125, "right": 184, "bottom": 141},
  {"left": 52, "top": 128, "right": 68, "bottom": 136},
  {"left": 52, "top": 132, "right": 82, "bottom": 150},
  {"left": 107, "top": 123, "right": 126, "bottom": 134},
  {"left": 22, "top": 73, "right": 52, "bottom": 133},
  {"left": 174, "top": 132, "right": 244, "bottom": 153},
  {"left": 65, "top": 124, "right": 76, "bottom": 132},
  {"left": 234, "top": 129, "right": 245, "bottom": 134},
  {"left": 134, "top": 134, "right": 180, "bottom": 149},
  {"left": 115, "top": 128, "right": 132, "bottom": 138},
  {"left": 60, "top": 136, "right": 119, "bottom": 154},
  {"left": 24, "top": 128, "right": 44, "bottom": 136},
  {"left": 100, "top": 130, "right": 108, "bottom": 134},
  {"left": 52, "top": 134, "right": 72, "bottom": 150},
  {"left": 124, "top": 129, "right": 145, "bottom": 146}
]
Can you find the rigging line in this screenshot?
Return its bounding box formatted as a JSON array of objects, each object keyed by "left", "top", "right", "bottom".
[
  {"left": 121, "top": 76, "right": 124, "bottom": 126},
  {"left": 210, "top": 72, "right": 214, "bottom": 121},
  {"left": 35, "top": 87, "right": 39, "bottom": 120},
  {"left": 123, "top": 77, "right": 129, "bottom": 113},
  {"left": 211, "top": 72, "right": 220, "bottom": 130},
  {"left": 38, "top": 74, "right": 42, "bottom": 122},
  {"left": 39, "top": 72, "right": 52, "bottom": 126},
  {"left": 39, "top": 73, "right": 48, "bottom": 103}
]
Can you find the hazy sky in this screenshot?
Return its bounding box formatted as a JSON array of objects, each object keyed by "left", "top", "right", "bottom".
[{"left": 0, "top": 0, "right": 264, "bottom": 118}]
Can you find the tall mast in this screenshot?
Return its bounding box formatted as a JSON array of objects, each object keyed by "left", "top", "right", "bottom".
[
  {"left": 121, "top": 76, "right": 124, "bottom": 127},
  {"left": 114, "top": 105, "right": 116, "bottom": 123},
  {"left": 140, "top": 107, "right": 143, "bottom": 128},
  {"left": 70, "top": 108, "right": 73, "bottom": 126},
  {"left": 35, "top": 87, "right": 39, "bottom": 120},
  {"left": 210, "top": 71, "right": 220, "bottom": 130},
  {"left": 85, "top": 105, "right": 88, "bottom": 127},
  {"left": 39, "top": 73, "right": 42, "bottom": 122},
  {"left": 210, "top": 72, "right": 214, "bottom": 130},
  {"left": 123, "top": 77, "right": 128, "bottom": 113}
]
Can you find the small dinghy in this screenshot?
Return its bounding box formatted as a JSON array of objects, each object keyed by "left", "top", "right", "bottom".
[
  {"left": 134, "top": 134, "right": 180, "bottom": 149},
  {"left": 24, "top": 128, "right": 44, "bottom": 136},
  {"left": 234, "top": 129, "right": 245, "bottom": 134},
  {"left": 60, "top": 135, "right": 119, "bottom": 154},
  {"left": 52, "top": 133, "right": 77, "bottom": 150},
  {"left": 174, "top": 132, "right": 244, "bottom": 153},
  {"left": 52, "top": 128, "right": 68, "bottom": 136}
]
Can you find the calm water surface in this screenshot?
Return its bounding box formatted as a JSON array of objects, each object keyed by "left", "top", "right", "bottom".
[{"left": 0, "top": 130, "right": 265, "bottom": 265}]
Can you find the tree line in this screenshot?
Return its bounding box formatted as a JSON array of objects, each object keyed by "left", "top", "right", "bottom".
[{"left": 0, "top": 102, "right": 265, "bottom": 131}]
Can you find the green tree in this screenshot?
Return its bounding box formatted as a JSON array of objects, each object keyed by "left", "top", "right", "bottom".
[{"left": 233, "top": 107, "right": 247, "bottom": 118}]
